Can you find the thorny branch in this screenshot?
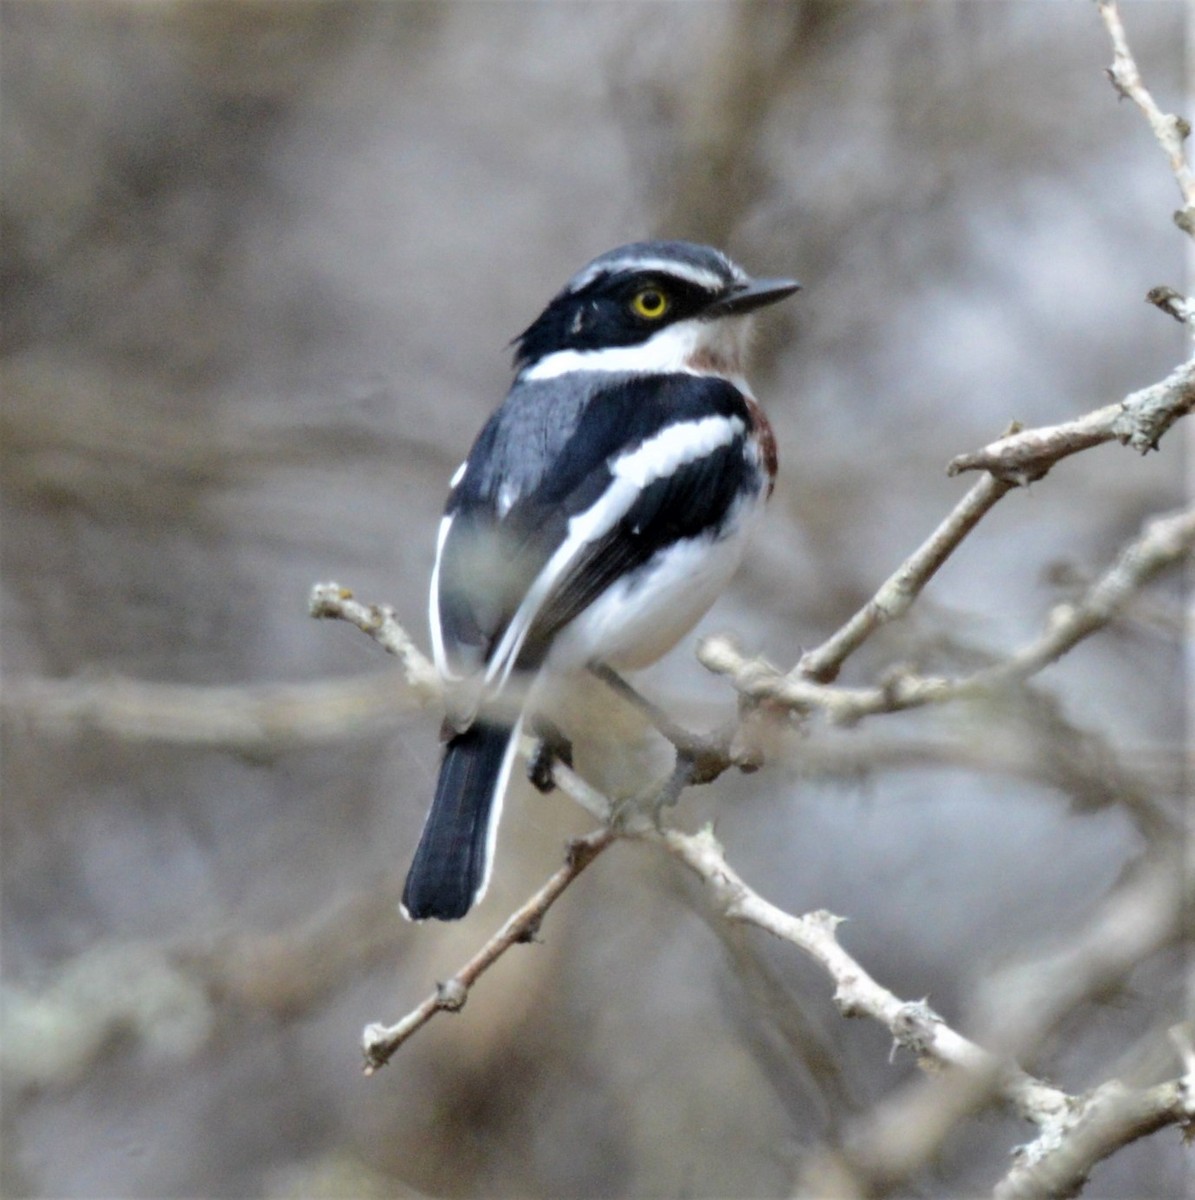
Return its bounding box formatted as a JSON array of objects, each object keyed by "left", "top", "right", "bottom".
[
  {"left": 309, "top": 5, "right": 1195, "bottom": 1186},
  {"left": 313, "top": 462, "right": 1190, "bottom": 1092},
  {"left": 320, "top": 499, "right": 1189, "bottom": 1169},
  {"left": 992, "top": 1073, "right": 1193, "bottom": 1200},
  {"left": 790, "top": 850, "right": 1190, "bottom": 1197},
  {"left": 1098, "top": 0, "right": 1195, "bottom": 234},
  {"left": 360, "top": 752, "right": 1193, "bottom": 1184}
]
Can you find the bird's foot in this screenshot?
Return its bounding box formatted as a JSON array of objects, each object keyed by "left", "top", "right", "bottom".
[{"left": 527, "top": 719, "right": 573, "bottom": 793}]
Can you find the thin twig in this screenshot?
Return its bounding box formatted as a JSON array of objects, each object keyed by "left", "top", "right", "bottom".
[
  {"left": 701, "top": 506, "right": 1195, "bottom": 722},
  {"left": 947, "top": 356, "right": 1195, "bottom": 478},
  {"left": 309, "top": 581, "right": 441, "bottom": 701},
  {"left": 360, "top": 826, "right": 617, "bottom": 1074},
  {"left": 1098, "top": 0, "right": 1195, "bottom": 233},
  {"left": 796, "top": 472, "right": 1016, "bottom": 683}
]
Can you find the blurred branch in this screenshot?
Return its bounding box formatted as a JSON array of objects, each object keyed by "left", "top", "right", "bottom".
[
  {"left": 682, "top": 896, "right": 863, "bottom": 1133},
  {"left": 0, "top": 671, "right": 419, "bottom": 748},
  {"left": 617, "top": 3, "right": 802, "bottom": 245},
  {"left": 775, "top": 722, "right": 1186, "bottom": 834},
  {"left": 182, "top": 875, "right": 411, "bottom": 1020},
  {"left": 1098, "top": 0, "right": 1195, "bottom": 234},
  {"left": 973, "top": 852, "right": 1187, "bottom": 1054},
  {"left": 0, "top": 583, "right": 439, "bottom": 751},
  {"left": 2, "top": 874, "right": 411, "bottom": 1092}
]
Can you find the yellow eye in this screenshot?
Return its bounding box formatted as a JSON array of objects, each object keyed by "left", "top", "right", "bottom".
[{"left": 630, "top": 287, "right": 669, "bottom": 320}]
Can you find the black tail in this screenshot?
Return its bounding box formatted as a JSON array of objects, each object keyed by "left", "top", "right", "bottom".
[{"left": 401, "top": 720, "right": 516, "bottom": 921}]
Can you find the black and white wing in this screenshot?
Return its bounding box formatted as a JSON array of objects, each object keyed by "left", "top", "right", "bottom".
[{"left": 430, "top": 372, "right": 764, "bottom": 696}]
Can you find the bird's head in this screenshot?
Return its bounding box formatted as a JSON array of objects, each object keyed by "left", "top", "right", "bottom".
[{"left": 513, "top": 240, "right": 799, "bottom": 383}]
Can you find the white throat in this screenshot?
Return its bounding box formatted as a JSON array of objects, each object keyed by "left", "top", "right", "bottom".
[{"left": 521, "top": 316, "right": 752, "bottom": 389}]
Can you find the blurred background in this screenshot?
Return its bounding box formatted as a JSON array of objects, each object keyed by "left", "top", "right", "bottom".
[{"left": 1, "top": 2, "right": 1189, "bottom": 1196}]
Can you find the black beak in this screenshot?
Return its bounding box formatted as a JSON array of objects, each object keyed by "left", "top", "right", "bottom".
[{"left": 705, "top": 277, "right": 801, "bottom": 318}]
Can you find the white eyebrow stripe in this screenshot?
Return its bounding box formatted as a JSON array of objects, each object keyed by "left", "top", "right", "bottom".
[{"left": 570, "top": 256, "right": 733, "bottom": 292}]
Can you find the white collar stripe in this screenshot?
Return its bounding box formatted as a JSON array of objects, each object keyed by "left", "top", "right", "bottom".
[{"left": 523, "top": 320, "right": 709, "bottom": 381}]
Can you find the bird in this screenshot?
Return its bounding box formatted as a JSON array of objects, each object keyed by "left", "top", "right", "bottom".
[{"left": 402, "top": 240, "right": 799, "bottom": 921}]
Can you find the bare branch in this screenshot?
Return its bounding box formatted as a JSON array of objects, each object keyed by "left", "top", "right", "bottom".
[
  {"left": 1097, "top": 0, "right": 1195, "bottom": 233},
  {"left": 947, "top": 357, "right": 1195, "bottom": 479},
  {"left": 777, "top": 358, "right": 1194, "bottom": 694},
  {"left": 0, "top": 672, "right": 418, "bottom": 748},
  {"left": 993, "top": 1075, "right": 1193, "bottom": 1200},
  {"left": 3, "top": 876, "right": 412, "bottom": 1091},
  {"left": 360, "top": 826, "right": 617, "bottom": 1074},
  {"left": 0, "top": 583, "right": 451, "bottom": 751},
  {"left": 768, "top": 723, "right": 1185, "bottom": 835},
  {"left": 703, "top": 365, "right": 1193, "bottom": 709},
  {"left": 626, "top": 821, "right": 1070, "bottom": 1124},
  {"left": 308, "top": 581, "right": 441, "bottom": 702},
  {"left": 795, "top": 472, "right": 1016, "bottom": 683},
  {"left": 701, "top": 506, "right": 1195, "bottom": 723},
  {"left": 791, "top": 848, "right": 1188, "bottom": 1197},
  {"left": 974, "top": 853, "right": 1187, "bottom": 1055}
]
